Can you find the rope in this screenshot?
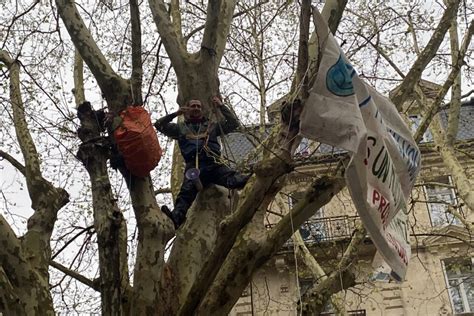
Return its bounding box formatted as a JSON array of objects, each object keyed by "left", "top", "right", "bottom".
[{"left": 289, "top": 197, "right": 302, "bottom": 315}]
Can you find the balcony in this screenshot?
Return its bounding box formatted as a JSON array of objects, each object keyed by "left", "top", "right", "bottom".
[
  {"left": 321, "top": 310, "right": 366, "bottom": 316},
  {"left": 266, "top": 215, "right": 362, "bottom": 245}
]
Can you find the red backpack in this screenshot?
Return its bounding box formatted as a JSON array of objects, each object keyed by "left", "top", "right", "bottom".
[{"left": 114, "top": 106, "right": 162, "bottom": 177}]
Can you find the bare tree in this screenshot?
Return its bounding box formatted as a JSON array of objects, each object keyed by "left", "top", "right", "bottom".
[{"left": 0, "top": 0, "right": 472, "bottom": 314}]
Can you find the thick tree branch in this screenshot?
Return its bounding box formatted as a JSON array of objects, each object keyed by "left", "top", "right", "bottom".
[
  {"left": 184, "top": 1, "right": 269, "bottom": 43},
  {"left": 148, "top": 0, "right": 187, "bottom": 73},
  {"left": 178, "top": 152, "right": 293, "bottom": 315},
  {"left": 195, "top": 176, "right": 345, "bottom": 315},
  {"left": 75, "top": 104, "right": 130, "bottom": 314},
  {"left": 390, "top": 0, "right": 460, "bottom": 110},
  {"left": 428, "top": 114, "right": 474, "bottom": 211},
  {"left": 55, "top": 0, "right": 129, "bottom": 110},
  {"left": 414, "top": 21, "right": 473, "bottom": 143},
  {"left": 445, "top": 8, "right": 462, "bottom": 146},
  {"left": 154, "top": 187, "right": 172, "bottom": 195},
  {"left": 409, "top": 23, "right": 474, "bottom": 212},
  {"left": 293, "top": 231, "right": 327, "bottom": 278},
  {"left": 170, "top": 0, "right": 183, "bottom": 41},
  {"left": 0, "top": 215, "right": 46, "bottom": 314},
  {"left": 0, "top": 214, "right": 25, "bottom": 279},
  {"left": 129, "top": 178, "right": 173, "bottom": 313},
  {"left": 0, "top": 266, "right": 23, "bottom": 315},
  {"left": 321, "top": 0, "right": 348, "bottom": 35},
  {"left": 301, "top": 226, "right": 366, "bottom": 314},
  {"left": 295, "top": 0, "right": 311, "bottom": 100},
  {"left": 201, "top": 0, "right": 237, "bottom": 67},
  {"left": 269, "top": 177, "right": 346, "bottom": 245},
  {"left": 293, "top": 231, "right": 349, "bottom": 315},
  {"left": 0, "top": 51, "right": 41, "bottom": 179},
  {"left": 130, "top": 0, "right": 143, "bottom": 104},
  {"left": 73, "top": 49, "right": 85, "bottom": 106},
  {"left": 0, "top": 50, "right": 70, "bottom": 275}
]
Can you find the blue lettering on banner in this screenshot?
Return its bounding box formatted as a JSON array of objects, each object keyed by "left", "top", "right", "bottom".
[
  {"left": 387, "top": 128, "right": 421, "bottom": 184},
  {"left": 359, "top": 96, "right": 371, "bottom": 108}
]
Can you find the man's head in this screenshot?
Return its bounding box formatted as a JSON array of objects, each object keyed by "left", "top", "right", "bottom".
[{"left": 184, "top": 99, "right": 203, "bottom": 121}]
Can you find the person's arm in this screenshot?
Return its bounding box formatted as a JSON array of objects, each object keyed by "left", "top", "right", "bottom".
[
  {"left": 212, "top": 96, "right": 240, "bottom": 135},
  {"left": 154, "top": 110, "right": 182, "bottom": 139}
]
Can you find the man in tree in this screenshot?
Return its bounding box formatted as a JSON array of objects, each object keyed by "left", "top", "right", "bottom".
[{"left": 155, "top": 96, "right": 250, "bottom": 229}]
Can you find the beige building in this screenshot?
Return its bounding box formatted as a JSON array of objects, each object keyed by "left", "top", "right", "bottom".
[{"left": 229, "top": 99, "right": 474, "bottom": 315}]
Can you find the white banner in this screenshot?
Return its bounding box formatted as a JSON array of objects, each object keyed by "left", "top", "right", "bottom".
[{"left": 300, "top": 11, "right": 421, "bottom": 280}]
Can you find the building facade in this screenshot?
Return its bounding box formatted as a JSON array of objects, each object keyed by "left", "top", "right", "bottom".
[{"left": 229, "top": 99, "right": 474, "bottom": 315}]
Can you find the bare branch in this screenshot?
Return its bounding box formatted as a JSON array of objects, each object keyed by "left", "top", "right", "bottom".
[
  {"left": 301, "top": 225, "right": 366, "bottom": 314},
  {"left": 0, "top": 150, "right": 26, "bottom": 175},
  {"left": 407, "top": 10, "right": 421, "bottom": 55},
  {"left": 55, "top": 0, "right": 129, "bottom": 109},
  {"left": 390, "top": 0, "right": 460, "bottom": 110},
  {"left": 154, "top": 187, "right": 172, "bottom": 195},
  {"left": 0, "top": 50, "right": 41, "bottom": 178},
  {"left": 184, "top": 1, "right": 269, "bottom": 43},
  {"left": 295, "top": 0, "right": 311, "bottom": 100},
  {"left": 356, "top": 32, "right": 405, "bottom": 78},
  {"left": 50, "top": 261, "right": 99, "bottom": 291},
  {"left": 73, "top": 50, "right": 85, "bottom": 106},
  {"left": 51, "top": 226, "right": 94, "bottom": 260},
  {"left": 148, "top": 0, "right": 187, "bottom": 73},
  {"left": 201, "top": 0, "right": 237, "bottom": 66},
  {"left": 170, "top": 0, "right": 183, "bottom": 40},
  {"left": 321, "top": 0, "right": 348, "bottom": 34},
  {"left": 414, "top": 20, "right": 474, "bottom": 143},
  {"left": 445, "top": 3, "right": 462, "bottom": 146},
  {"left": 268, "top": 176, "right": 345, "bottom": 245}
]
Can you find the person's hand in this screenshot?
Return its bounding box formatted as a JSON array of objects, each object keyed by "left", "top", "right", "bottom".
[
  {"left": 212, "top": 96, "right": 223, "bottom": 107},
  {"left": 177, "top": 107, "right": 188, "bottom": 115}
]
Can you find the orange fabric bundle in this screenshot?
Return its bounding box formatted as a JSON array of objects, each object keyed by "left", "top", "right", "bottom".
[{"left": 114, "top": 106, "right": 162, "bottom": 177}]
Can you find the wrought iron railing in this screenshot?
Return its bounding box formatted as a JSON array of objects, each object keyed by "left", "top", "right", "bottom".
[
  {"left": 321, "top": 310, "right": 366, "bottom": 316},
  {"left": 267, "top": 215, "right": 362, "bottom": 245}
]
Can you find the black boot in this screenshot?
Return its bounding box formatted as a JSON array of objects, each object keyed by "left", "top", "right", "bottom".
[
  {"left": 227, "top": 173, "right": 251, "bottom": 189},
  {"left": 161, "top": 205, "right": 186, "bottom": 229}
]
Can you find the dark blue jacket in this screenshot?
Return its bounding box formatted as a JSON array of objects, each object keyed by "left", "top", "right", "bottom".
[{"left": 155, "top": 106, "right": 239, "bottom": 166}]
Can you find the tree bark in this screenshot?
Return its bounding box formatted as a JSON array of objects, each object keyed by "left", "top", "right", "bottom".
[
  {"left": 429, "top": 116, "right": 474, "bottom": 211},
  {"left": 300, "top": 226, "right": 366, "bottom": 314},
  {"left": 390, "top": 0, "right": 460, "bottom": 110},
  {"left": 195, "top": 176, "right": 346, "bottom": 315},
  {"left": 55, "top": 0, "right": 130, "bottom": 110},
  {"left": 0, "top": 50, "right": 69, "bottom": 316},
  {"left": 413, "top": 20, "right": 473, "bottom": 143}
]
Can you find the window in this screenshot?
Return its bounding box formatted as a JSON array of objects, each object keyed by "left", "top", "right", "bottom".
[
  {"left": 295, "top": 137, "right": 311, "bottom": 157},
  {"left": 443, "top": 257, "right": 474, "bottom": 314},
  {"left": 424, "top": 177, "right": 461, "bottom": 227},
  {"left": 299, "top": 211, "right": 327, "bottom": 243},
  {"left": 240, "top": 286, "right": 250, "bottom": 297},
  {"left": 409, "top": 115, "right": 433, "bottom": 143},
  {"left": 290, "top": 195, "right": 327, "bottom": 243}
]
